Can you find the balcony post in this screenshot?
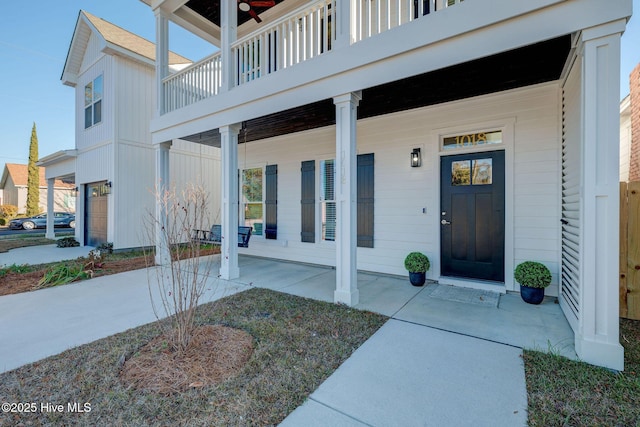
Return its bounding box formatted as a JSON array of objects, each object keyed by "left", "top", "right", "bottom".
[
  {"left": 335, "top": 0, "right": 354, "bottom": 49},
  {"left": 155, "top": 9, "right": 169, "bottom": 116},
  {"left": 220, "top": 0, "right": 238, "bottom": 92}
]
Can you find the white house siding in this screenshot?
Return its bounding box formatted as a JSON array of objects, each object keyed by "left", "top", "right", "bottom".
[
  {"left": 169, "top": 140, "right": 221, "bottom": 223},
  {"left": 238, "top": 83, "right": 561, "bottom": 294},
  {"left": 114, "top": 57, "right": 154, "bottom": 145}
]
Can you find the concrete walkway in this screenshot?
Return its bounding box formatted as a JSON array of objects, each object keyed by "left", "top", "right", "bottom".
[
  {"left": 0, "top": 244, "right": 94, "bottom": 267},
  {"left": 0, "top": 247, "right": 577, "bottom": 426}
]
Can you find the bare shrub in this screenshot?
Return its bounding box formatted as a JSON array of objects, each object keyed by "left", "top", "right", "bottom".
[{"left": 144, "top": 183, "right": 215, "bottom": 353}]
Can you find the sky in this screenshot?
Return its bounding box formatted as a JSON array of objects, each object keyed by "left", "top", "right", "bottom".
[{"left": 0, "top": 0, "right": 639, "bottom": 170}]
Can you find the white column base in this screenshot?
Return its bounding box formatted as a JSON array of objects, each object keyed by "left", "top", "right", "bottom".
[
  {"left": 219, "top": 265, "right": 240, "bottom": 281},
  {"left": 334, "top": 288, "right": 360, "bottom": 307},
  {"left": 575, "top": 333, "right": 625, "bottom": 371}
]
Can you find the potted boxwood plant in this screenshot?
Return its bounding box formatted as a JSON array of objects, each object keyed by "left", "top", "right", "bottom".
[
  {"left": 514, "top": 261, "right": 552, "bottom": 304},
  {"left": 404, "top": 252, "right": 430, "bottom": 286}
]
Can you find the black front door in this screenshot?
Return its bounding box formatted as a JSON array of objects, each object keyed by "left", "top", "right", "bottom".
[{"left": 440, "top": 150, "right": 505, "bottom": 282}]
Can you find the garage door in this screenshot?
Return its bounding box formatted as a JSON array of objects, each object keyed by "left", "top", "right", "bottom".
[{"left": 85, "top": 182, "right": 108, "bottom": 247}]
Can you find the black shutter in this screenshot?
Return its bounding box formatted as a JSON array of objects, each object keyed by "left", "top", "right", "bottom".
[
  {"left": 265, "top": 164, "right": 277, "bottom": 239},
  {"left": 357, "top": 153, "right": 374, "bottom": 248},
  {"left": 301, "top": 160, "right": 315, "bottom": 243}
]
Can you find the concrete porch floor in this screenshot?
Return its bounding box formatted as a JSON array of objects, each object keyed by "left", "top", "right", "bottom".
[{"left": 234, "top": 255, "right": 577, "bottom": 360}]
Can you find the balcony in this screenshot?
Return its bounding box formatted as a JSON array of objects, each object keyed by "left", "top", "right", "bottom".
[{"left": 161, "top": 0, "right": 464, "bottom": 114}]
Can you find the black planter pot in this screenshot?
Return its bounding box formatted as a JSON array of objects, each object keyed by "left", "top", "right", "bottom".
[
  {"left": 409, "top": 272, "right": 426, "bottom": 287},
  {"left": 520, "top": 285, "right": 545, "bottom": 305}
]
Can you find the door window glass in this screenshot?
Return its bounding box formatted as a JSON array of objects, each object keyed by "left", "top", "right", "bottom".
[
  {"left": 472, "top": 159, "right": 492, "bottom": 185},
  {"left": 451, "top": 160, "right": 471, "bottom": 185}
]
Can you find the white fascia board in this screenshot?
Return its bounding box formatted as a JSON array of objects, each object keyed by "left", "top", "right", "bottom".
[
  {"left": 102, "top": 44, "right": 156, "bottom": 68},
  {"left": 37, "top": 150, "right": 78, "bottom": 167}
]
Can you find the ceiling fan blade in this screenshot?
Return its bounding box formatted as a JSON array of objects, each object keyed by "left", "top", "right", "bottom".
[
  {"left": 249, "top": 1, "right": 276, "bottom": 7},
  {"left": 248, "top": 9, "right": 262, "bottom": 23}
]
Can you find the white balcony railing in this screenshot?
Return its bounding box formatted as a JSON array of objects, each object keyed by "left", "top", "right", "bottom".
[
  {"left": 162, "top": 52, "right": 222, "bottom": 113},
  {"left": 232, "top": 0, "right": 336, "bottom": 86},
  {"left": 162, "top": 0, "right": 463, "bottom": 114}
]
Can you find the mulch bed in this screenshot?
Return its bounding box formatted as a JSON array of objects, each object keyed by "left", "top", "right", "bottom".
[{"left": 120, "top": 325, "right": 254, "bottom": 395}]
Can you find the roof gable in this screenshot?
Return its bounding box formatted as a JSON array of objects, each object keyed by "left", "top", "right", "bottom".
[{"left": 61, "top": 10, "right": 191, "bottom": 86}]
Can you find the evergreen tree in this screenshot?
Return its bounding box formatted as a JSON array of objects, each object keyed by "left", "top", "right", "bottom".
[{"left": 26, "top": 123, "right": 40, "bottom": 216}]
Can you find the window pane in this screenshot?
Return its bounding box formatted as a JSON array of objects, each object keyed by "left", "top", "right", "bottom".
[
  {"left": 321, "top": 159, "right": 335, "bottom": 201},
  {"left": 472, "top": 159, "right": 492, "bottom": 185},
  {"left": 93, "top": 75, "right": 103, "bottom": 101},
  {"left": 84, "top": 106, "right": 92, "bottom": 129},
  {"left": 93, "top": 100, "right": 102, "bottom": 124},
  {"left": 242, "top": 168, "right": 263, "bottom": 202},
  {"left": 242, "top": 168, "right": 263, "bottom": 235},
  {"left": 244, "top": 203, "right": 263, "bottom": 235},
  {"left": 322, "top": 201, "right": 336, "bottom": 241},
  {"left": 84, "top": 82, "right": 92, "bottom": 106},
  {"left": 320, "top": 159, "right": 336, "bottom": 241},
  {"left": 451, "top": 160, "right": 471, "bottom": 185}
]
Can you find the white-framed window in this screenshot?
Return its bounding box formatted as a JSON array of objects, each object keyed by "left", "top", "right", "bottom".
[
  {"left": 84, "top": 75, "right": 103, "bottom": 129},
  {"left": 320, "top": 159, "right": 336, "bottom": 242},
  {"left": 241, "top": 167, "right": 264, "bottom": 236}
]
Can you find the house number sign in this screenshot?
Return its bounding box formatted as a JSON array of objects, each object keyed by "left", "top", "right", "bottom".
[{"left": 442, "top": 130, "right": 502, "bottom": 151}]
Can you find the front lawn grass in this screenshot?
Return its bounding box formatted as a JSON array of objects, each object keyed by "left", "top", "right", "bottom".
[
  {"left": 0, "top": 288, "right": 387, "bottom": 426},
  {"left": 525, "top": 318, "right": 640, "bottom": 426}
]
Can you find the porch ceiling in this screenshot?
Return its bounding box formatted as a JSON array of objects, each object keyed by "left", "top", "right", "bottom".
[
  {"left": 185, "top": 0, "right": 287, "bottom": 27},
  {"left": 182, "top": 35, "right": 571, "bottom": 147}
]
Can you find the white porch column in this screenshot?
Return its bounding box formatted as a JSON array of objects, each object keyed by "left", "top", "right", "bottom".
[
  {"left": 155, "top": 10, "right": 169, "bottom": 116},
  {"left": 45, "top": 178, "right": 55, "bottom": 239},
  {"left": 219, "top": 124, "right": 241, "bottom": 279},
  {"left": 575, "top": 20, "right": 626, "bottom": 370},
  {"left": 220, "top": 0, "right": 237, "bottom": 92},
  {"left": 155, "top": 141, "right": 172, "bottom": 266},
  {"left": 333, "top": 92, "right": 361, "bottom": 306}
]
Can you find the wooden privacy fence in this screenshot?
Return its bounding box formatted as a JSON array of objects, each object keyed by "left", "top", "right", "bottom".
[{"left": 620, "top": 181, "right": 640, "bottom": 320}]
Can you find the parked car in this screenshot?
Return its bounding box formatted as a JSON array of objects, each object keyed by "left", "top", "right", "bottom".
[{"left": 9, "top": 212, "right": 76, "bottom": 230}]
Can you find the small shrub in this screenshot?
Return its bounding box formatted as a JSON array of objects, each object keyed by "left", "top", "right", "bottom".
[
  {"left": 0, "top": 204, "right": 18, "bottom": 219},
  {"left": 514, "top": 261, "right": 552, "bottom": 288},
  {"left": 56, "top": 237, "right": 80, "bottom": 248},
  {"left": 404, "top": 252, "right": 430, "bottom": 273},
  {"left": 0, "top": 218, "right": 5, "bottom": 226},
  {"left": 97, "top": 242, "right": 114, "bottom": 254}
]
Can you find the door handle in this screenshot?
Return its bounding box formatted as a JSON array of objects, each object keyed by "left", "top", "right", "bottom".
[{"left": 441, "top": 219, "right": 451, "bottom": 225}]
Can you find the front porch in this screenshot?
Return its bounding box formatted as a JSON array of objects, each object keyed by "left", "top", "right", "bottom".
[{"left": 226, "top": 255, "right": 576, "bottom": 359}]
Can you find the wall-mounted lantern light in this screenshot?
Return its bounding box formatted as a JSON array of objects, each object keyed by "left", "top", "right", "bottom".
[
  {"left": 411, "top": 148, "right": 422, "bottom": 167},
  {"left": 106, "top": 181, "right": 112, "bottom": 188}
]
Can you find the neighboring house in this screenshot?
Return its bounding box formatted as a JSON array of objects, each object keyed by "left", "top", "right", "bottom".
[
  {"left": 0, "top": 163, "right": 75, "bottom": 214},
  {"left": 142, "top": 0, "right": 633, "bottom": 370},
  {"left": 621, "top": 62, "right": 640, "bottom": 182},
  {"left": 40, "top": 11, "right": 221, "bottom": 248}
]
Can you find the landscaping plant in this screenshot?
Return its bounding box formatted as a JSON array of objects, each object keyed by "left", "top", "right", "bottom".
[{"left": 144, "top": 182, "right": 215, "bottom": 353}]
